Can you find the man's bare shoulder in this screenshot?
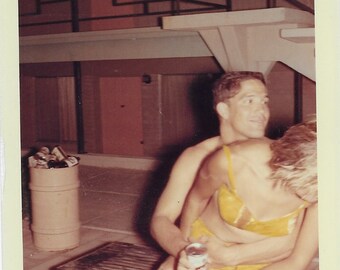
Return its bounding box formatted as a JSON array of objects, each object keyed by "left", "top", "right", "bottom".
[
  {"left": 230, "top": 138, "right": 273, "bottom": 161},
  {"left": 172, "top": 136, "right": 223, "bottom": 171},
  {"left": 231, "top": 137, "right": 272, "bottom": 149},
  {"left": 182, "top": 136, "right": 222, "bottom": 157}
]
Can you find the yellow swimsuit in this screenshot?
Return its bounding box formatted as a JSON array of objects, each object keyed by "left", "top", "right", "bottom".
[{"left": 190, "top": 145, "right": 309, "bottom": 270}]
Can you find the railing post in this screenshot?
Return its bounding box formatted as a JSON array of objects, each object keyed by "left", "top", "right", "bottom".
[
  {"left": 171, "top": 0, "right": 180, "bottom": 15},
  {"left": 70, "top": 0, "right": 86, "bottom": 154},
  {"left": 143, "top": 1, "right": 149, "bottom": 15},
  {"left": 36, "top": 0, "right": 42, "bottom": 14},
  {"left": 70, "top": 0, "right": 79, "bottom": 32},
  {"left": 294, "top": 71, "right": 303, "bottom": 124},
  {"left": 267, "top": 0, "right": 276, "bottom": 8},
  {"left": 226, "top": 0, "right": 232, "bottom": 11}
]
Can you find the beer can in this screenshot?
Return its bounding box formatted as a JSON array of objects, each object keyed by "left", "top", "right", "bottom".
[
  {"left": 39, "top": 146, "right": 50, "bottom": 155},
  {"left": 64, "top": 156, "right": 79, "bottom": 167},
  {"left": 51, "top": 146, "right": 68, "bottom": 161},
  {"left": 185, "top": 242, "right": 208, "bottom": 270}
]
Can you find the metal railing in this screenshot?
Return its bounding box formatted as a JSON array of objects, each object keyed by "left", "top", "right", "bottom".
[
  {"left": 19, "top": 0, "right": 313, "bottom": 28},
  {"left": 267, "top": 0, "right": 314, "bottom": 14},
  {"left": 19, "top": 0, "right": 231, "bottom": 26}
]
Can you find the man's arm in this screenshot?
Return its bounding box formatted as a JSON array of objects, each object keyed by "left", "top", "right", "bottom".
[
  {"left": 150, "top": 138, "right": 221, "bottom": 257},
  {"left": 262, "top": 204, "right": 318, "bottom": 270},
  {"left": 180, "top": 152, "right": 225, "bottom": 239}
]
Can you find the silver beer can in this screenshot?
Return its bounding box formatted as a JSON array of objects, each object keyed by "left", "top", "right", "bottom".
[{"left": 185, "top": 242, "right": 208, "bottom": 270}]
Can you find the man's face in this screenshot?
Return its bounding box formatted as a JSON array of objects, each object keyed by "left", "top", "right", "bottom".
[{"left": 226, "top": 79, "right": 270, "bottom": 140}]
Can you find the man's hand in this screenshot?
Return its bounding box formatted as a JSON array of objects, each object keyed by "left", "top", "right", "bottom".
[
  {"left": 177, "top": 249, "right": 196, "bottom": 270},
  {"left": 157, "top": 256, "right": 177, "bottom": 270}
]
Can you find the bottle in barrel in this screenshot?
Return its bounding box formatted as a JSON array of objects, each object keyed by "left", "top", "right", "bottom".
[
  {"left": 51, "top": 145, "right": 79, "bottom": 167},
  {"left": 51, "top": 145, "right": 68, "bottom": 161},
  {"left": 28, "top": 146, "right": 51, "bottom": 168}
]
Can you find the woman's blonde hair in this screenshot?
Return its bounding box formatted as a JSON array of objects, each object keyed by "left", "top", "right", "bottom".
[{"left": 270, "top": 117, "right": 317, "bottom": 203}]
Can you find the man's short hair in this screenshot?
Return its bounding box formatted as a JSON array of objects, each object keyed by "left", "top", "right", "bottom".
[
  {"left": 269, "top": 117, "right": 317, "bottom": 203},
  {"left": 212, "top": 71, "right": 266, "bottom": 109}
]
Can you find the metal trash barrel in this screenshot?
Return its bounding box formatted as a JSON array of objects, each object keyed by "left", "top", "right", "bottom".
[{"left": 29, "top": 165, "right": 80, "bottom": 251}]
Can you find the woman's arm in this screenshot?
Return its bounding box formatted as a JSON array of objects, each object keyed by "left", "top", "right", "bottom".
[
  {"left": 262, "top": 204, "right": 318, "bottom": 270},
  {"left": 201, "top": 209, "right": 304, "bottom": 267},
  {"left": 205, "top": 204, "right": 317, "bottom": 268}
]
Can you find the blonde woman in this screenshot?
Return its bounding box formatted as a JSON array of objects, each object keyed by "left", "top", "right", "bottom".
[{"left": 179, "top": 118, "right": 317, "bottom": 270}]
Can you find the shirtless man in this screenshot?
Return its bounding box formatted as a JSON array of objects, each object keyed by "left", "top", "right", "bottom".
[
  {"left": 151, "top": 71, "right": 271, "bottom": 268},
  {"left": 150, "top": 71, "right": 318, "bottom": 270}
]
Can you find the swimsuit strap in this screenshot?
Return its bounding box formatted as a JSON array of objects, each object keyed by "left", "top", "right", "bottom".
[
  {"left": 223, "top": 145, "right": 236, "bottom": 191},
  {"left": 294, "top": 201, "right": 311, "bottom": 214}
]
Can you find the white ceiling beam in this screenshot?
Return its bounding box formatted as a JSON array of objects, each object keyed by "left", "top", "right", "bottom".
[
  {"left": 163, "top": 8, "right": 315, "bottom": 81},
  {"left": 280, "top": 27, "right": 315, "bottom": 43},
  {"left": 218, "top": 25, "right": 248, "bottom": 71},
  {"left": 198, "top": 28, "right": 230, "bottom": 71},
  {"left": 20, "top": 27, "right": 213, "bottom": 63}
]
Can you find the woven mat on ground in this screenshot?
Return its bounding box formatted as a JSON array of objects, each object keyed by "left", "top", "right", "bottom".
[{"left": 53, "top": 241, "right": 165, "bottom": 270}]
